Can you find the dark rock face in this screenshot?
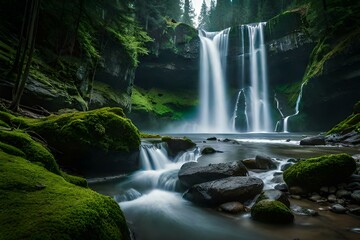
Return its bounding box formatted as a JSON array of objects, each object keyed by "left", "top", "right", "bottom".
[
  {"left": 183, "top": 176, "right": 263, "bottom": 206},
  {"left": 300, "top": 135, "right": 326, "bottom": 145},
  {"left": 201, "top": 147, "right": 217, "bottom": 154},
  {"left": 178, "top": 161, "right": 248, "bottom": 188}
]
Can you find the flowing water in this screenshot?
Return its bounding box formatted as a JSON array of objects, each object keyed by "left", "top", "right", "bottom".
[
  {"left": 90, "top": 133, "right": 360, "bottom": 240},
  {"left": 283, "top": 82, "right": 306, "bottom": 132}
]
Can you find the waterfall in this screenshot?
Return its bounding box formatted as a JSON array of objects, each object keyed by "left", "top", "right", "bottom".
[
  {"left": 283, "top": 82, "right": 306, "bottom": 132},
  {"left": 139, "top": 142, "right": 171, "bottom": 170},
  {"left": 247, "top": 23, "right": 272, "bottom": 132},
  {"left": 198, "top": 28, "right": 230, "bottom": 133}
]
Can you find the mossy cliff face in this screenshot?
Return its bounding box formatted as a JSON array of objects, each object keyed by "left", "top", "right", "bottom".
[
  {"left": 131, "top": 20, "right": 199, "bottom": 130},
  {"left": 0, "top": 151, "right": 130, "bottom": 240},
  {"left": 0, "top": 107, "right": 141, "bottom": 176},
  {"left": 283, "top": 153, "right": 356, "bottom": 191}
]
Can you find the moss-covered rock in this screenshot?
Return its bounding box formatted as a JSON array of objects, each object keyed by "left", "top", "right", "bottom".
[
  {"left": 251, "top": 200, "right": 294, "bottom": 224},
  {"left": 0, "top": 107, "right": 141, "bottom": 176},
  {"left": 0, "top": 151, "right": 130, "bottom": 240},
  {"left": 256, "top": 189, "right": 290, "bottom": 208},
  {"left": 28, "top": 107, "right": 140, "bottom": 176},
  {"left": 0, "top": 129, "right": 60, "bottom": 175},
  {"left": 283, "top": 153, "right": 356, "bottom": 191},
  {"left": 201, "top": 147, "right": 216, "bottom": 155},
  {"left": 327, "top": 113, "right": 360, "bottom": 135}
]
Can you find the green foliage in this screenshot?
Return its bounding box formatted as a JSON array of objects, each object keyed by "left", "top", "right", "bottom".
[
  {"left": 283, "top": 153, "right": 356, "bottom": 191},
  {"left": 0, "top": 151, "right": 130, "bottom": 240},
  {"left": 141, "top": 132, "right": 162, "bottom": 138},
  {"left": 327, "top": 113, "right": 360, "bottom": 135},
  {"left": 131, "top": 87, "right": 197, "bottom": 120},
  {"left": 251, "top": 200, "right": 294, "bottom": 224},
  {"left": 0, "top": 129, "right": 60, "bottom": 175}
]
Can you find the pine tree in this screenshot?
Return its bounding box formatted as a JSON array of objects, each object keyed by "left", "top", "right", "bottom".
[
  {"left": 198, "top": 0, "right": 209, "bottom": 29},
  {"left": 182, "top": 0, "right": 195, "bottom": 26}
]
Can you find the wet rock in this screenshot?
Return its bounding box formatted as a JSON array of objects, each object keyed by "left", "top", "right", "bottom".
[
  {"left": 331, "top": 204, "right": 347, "bottom": 214},
  {"left": 286, "top": 139, "right": 291, "bottom": 142},
  {"left": 327, "top": 194, "right": 337, "bottom": 203},
  {"left": 207, "top": 137, "right": 217, "bottom": 141},
  {"left": 289, "top": 186, "right": 306, "bottom": 195},
  {"left": 275, "top": 183, "right": 288, "bottom": 192},
  {"left": 299, "top": 135, "right": 326, "bottom": 145},
  {"left": 320, "top": 186, "right": 329, "bottom": 194},
  {"left": 255, "top": 155, "right": 277, "bottom": 170},
  {"left": 290, "top": 195, "right": 301, "bottom": 200},
  {"left": 309, "top": 194, "right": 322, "bottom": 202},
  {"left": 178, "top": 161, "right": 248, "bottom": 188},
  {"left": 336, "top": 199, "right": 346, "bottom": 205},
  {"left": 241, "top": 159, "right": 257, "bottom": 169},
  {"left": 329, "top": 186, "right": 337, "bottom": 194},
  {"left": 351, "top": 190, "right": 360, "bottom": 203},
  {"left": 222, "top": 138, "right": 231, "bottom": 142},
  {"left": 287, "top": 158, "right": 298, "bottom": 163},
  {"left": 218, "top": 202, "right": 245, "bottom": 214},
  {"left": 271, "top": 175, "right": 284, "bottom": 184},
  {"left": 348, "top": 174, "right": 360, "bottom": 182},
  {"left": 349, "top": 207, "right": 360, "bottom": 216},
  {"left": 273, "top": 172, "right": 283, "bottom": 176},
  {"left": 201, "top": 147, "right": 217, "bottom": 154},
  {"left": 291, "top": 205, "right": 319, "bottom": 216},
  {"left": 336, "top": 189, "right": 351, "bottom": 198},
  {"left": 281, "top": 163, "right": 293, "bottom": 171},
  {"left": 256, "top": 189, "right": 290, "bottom": 207},
  {"left": 162, "top": 137, "right": 196, "bottom": 156},
  {"left": 183, "top": 176, "right": 264, "bottom": 206},
  {"left": 346, "top": 182, "right": 360, "bottom": 191},
  {"left": 251, "top": 200, "right": 294, "bottom": 224}
]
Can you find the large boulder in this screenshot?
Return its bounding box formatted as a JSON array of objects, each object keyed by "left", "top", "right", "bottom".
[
  {"left": 255, "top": 155, "right": 277, "bottom": 170},
  {"left": 161, "top": 136, "right": 196, "bottom": 156},
  {"left": 3, "top": 107, "right": 141, "bottom": 176},
  {"left": 183, "top": 176, "right": 263, "bottom": 206},
  {"left": 0, "top": 151, "right": 130, "bottom": 240},
  {"left": 283, "top": 153, "right": 356, "bottom": 191},
  {"left": 251, "top": 200, "right": 294, "bottom": 224},
  {"left": 178, "top": 161, "right": 248, "bottom": 188},
  {"left": 300, "top": 135, "right": 326, "bottom": 146}
]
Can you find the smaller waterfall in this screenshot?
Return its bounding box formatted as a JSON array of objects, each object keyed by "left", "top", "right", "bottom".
[
  {"left": 139, "top": 143, "right": 170, "bottom": 170},
  {"left": 283, "top": 82, "right": 306, "bottom": 132},
  {"left": 274, "top": 94, "right": 284, "bottom": 132}
]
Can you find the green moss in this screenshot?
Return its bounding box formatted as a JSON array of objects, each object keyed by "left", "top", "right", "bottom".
[
  {"left": 0, "top": 142, "right": 25, "bottom": 158},
  {"left": 283, "top": 153, "right": 356, "bottom": 191},
  {"left": 141, "top": 132, "right": 161, "bottom": 138},
  {"left": 275, "top": 82, "right": 303, "bottom": 107},
  {"left": 201, "top": 147, "right": 216, "bottom": 155},
  {"left": 61, "top": 171, "right": 88, "bottom": 188},
  {"left": 22, "top": 107, "right": 140, "bottom": 153},
  {"left": 327, "top": 113, "right": 360, "bottom": 135},
  {"left": 0, "top": 151, "right": 130, "bottom": 240},
  {"left": 131, "top": 87, "right": 197, "bottom": 120},
  {"left": 0, "top": 129, "right": 60, "bottom": 175},
  {"left": 251, "top": 200, "right": 294, "bottom": 224}
]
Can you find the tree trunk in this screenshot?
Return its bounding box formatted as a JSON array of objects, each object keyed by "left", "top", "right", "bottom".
[
  {"left": 70, "top": 0, "right": 84, "bottom": 56},
  {"left": 10, "top": 0, "right": 41, "bottom": 111}
]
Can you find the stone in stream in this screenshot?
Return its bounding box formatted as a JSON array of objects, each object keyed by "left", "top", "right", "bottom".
[
  {"left": 256, "top": 189, "right": 290, "bottom": 207},
  {"left": 183, "top": 176, "right": 263, "bottom": 206},
  {"left": 178, "top": 161, "right": 248, "bottom": 188},
  {"left": 351, "top": 190, "right": 360, "bottom": 203},
  {"left": 255, "top": 155, "right": 277, "bottom": 170},
  {"left": 218, "top": 202, "right": 246, "bottom": 214},
  {"left": 207, "top": 137, "right": 217, "bottom": 141},
  {"left": 291, "top": 205, "right": 319, "bottom": 216},
  {"left": 299, "top": 135, "right": 326, "bottom": 145},
  {"left": 327, "top": 194, "right": 337, "bottom": 203},
  {"left": 275, "top": 183, "right": 288, "bottom": 192},
  {"left": 201, "top": 147, "right": 217, "bottom": 154},
  {"left": 336, "top": 189, "right": 351, "bottom": 198},
  {"left": 161, "top": 136, "right": 196, "bottom": 156},
  {"left": 331, "top": 204, "right": 347, "bottom": 214},
  {"left": 251, "top": 200, "right": 294, "bottom": 224}
]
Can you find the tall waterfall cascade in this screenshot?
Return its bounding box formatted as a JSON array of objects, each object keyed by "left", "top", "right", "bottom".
[
  {"left": 198, "top": 28, "right": 231, "bottom": 133},
  {"left": 197, "top": 23, "right": 272, "bottom": 133}
]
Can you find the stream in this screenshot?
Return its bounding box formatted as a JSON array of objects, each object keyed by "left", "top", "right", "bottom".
[{"left": 90, "top": 133, "right": 360, "bottom": 240}]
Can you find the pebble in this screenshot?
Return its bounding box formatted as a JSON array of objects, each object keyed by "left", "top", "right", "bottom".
[
  {"left": 291, "top": 195, "right": 301, "bottom": 200},
  {"left": 336, "top": 189, "right": 351, "bottom": 198},
  {"left": 336, "top": 199, "right": 346, "bottom": 205},
  {"left": 320, "top": 186, "right": 329, "bottom": 193},
  {"left": 327, "top": 194, "right": 337, "bottom": 203},
  {"left": 351, "top": 190, "right": 360, "bottom": 203},
  {"left": 274, "top": 183, "right": 288, "bottom": 192},
  {"left": 329, "top": 186, "right": 337, "bottom": 194},
  {"left": 218, "top": 202, "right": 245, "bottom": 214},
  {"left": 309, "top": 194, "right": 322, "bottom": 202},
  {"left": 331, "top": 204, "right": 347, "bottom": 214}
]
